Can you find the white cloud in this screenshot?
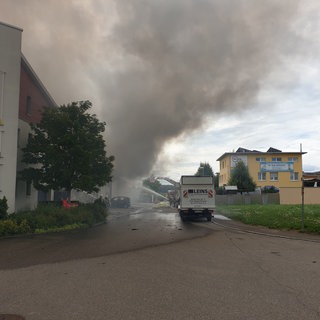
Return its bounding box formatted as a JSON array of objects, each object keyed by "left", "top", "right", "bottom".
[{"left": 158, "top": 88, "right": 320, "bottom": 180}]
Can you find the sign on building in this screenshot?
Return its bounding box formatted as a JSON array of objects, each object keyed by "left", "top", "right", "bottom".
[
  {"left": 260, "top": 162, "right": 294, "bottom": 172},
  {"left": 231, "top": 155, "right": 248, "bottom": 168}
]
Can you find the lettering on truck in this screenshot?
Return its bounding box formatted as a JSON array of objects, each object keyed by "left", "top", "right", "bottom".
[
  {"left": 183, "top": 189, "right": 214, "bottom": 197},
  {"left": 188, "top": 189, "right": 208, "bottom": 194}
]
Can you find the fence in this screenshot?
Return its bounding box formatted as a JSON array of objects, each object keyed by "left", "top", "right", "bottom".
[
  {"left": 216, "top": 187, "right": 320, "bottom": 205},
  {"left": 279, "top": 187, "right": 320, "bottom": 205},
  {"left": 216, "top": 193, "right": 280, "bottom": 205}
]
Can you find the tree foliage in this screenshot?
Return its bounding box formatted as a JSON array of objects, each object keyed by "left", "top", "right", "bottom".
[
  {"left": 228, "top": 161, "right": 256, "bottom": 192},
  {"left": 20, "top": 101, "right": 114, "bottom": 195},
  {"left": 195, "top": 162, "right": 214, "bottom": 177}
]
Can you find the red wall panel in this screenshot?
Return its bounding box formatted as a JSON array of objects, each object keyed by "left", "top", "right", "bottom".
[{"left": 19, "top": 65, "right": 54, "bottom": 124}]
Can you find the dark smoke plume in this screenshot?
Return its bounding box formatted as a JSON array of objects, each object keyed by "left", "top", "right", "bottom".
[
  {"left": 102, "top": 0, "right": 300, "bottom": 180},
  {"left": 0, "top": 0, "right": 313, "bottom": 183}
]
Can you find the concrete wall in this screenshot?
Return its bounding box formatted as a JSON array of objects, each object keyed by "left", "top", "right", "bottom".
[{"left": 0, "top": 22, "right": 22, "bottom": 213}]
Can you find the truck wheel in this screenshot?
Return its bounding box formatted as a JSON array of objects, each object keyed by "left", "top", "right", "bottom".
[{"left": 180, "top": 215, "right": 187, "bottom": 222}]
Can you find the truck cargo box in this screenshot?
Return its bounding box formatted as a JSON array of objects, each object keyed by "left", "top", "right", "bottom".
[{"left": 179, "top": 175, "right": 215, "bottom": 221}]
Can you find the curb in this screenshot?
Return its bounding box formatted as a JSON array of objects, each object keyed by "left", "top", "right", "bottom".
[{"left": 212, "top": 219, "right": 320, "bottom": 243}]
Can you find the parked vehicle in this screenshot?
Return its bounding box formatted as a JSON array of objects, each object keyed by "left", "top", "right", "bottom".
[
  {"left": 110, "top": 196, "right": 131, "bottom": 208},
  {"left": 178, "top": 175, "right": 215, "bottom": 222}
]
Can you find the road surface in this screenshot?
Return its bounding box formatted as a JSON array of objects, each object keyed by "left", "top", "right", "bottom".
[{"left": 0, "top": 203, "right": 319, "bottom": 319}]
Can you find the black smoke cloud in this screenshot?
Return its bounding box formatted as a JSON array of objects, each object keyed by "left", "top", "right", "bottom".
[{"left": 0, "top": 0, "right": 310, "bottom": 182}]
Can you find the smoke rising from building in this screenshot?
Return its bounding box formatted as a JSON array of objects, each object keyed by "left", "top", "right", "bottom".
[{"left": 1, "top": 0, "right": 318, "bottom": 184}]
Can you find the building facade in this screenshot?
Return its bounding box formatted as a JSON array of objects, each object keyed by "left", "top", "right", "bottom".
[
  {"left": 0, "top": 22, "right": 23, "bottom": 213},
  {"left": 16, "top": 55, "right": 57, "bottom": 212},
  {"left": 217, "top": 147, "right": 306, "bottom": 189},
  {"left": 0, "top": 21, "right": 57, "bottom": 213}
]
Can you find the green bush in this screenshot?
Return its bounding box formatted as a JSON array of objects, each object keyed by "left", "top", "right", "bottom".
[
  {"left": 0, "top": 196, "right": 8, "bottom": 220},
  {"left": 1, "top": 200, "right": 108, "bottom": 237},
  {"left": 0, "top": 219, "right": 32, "bottom": 236}
]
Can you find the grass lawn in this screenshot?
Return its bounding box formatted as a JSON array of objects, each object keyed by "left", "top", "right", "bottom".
[{"left": 216, "top": 204, "right": 320, "bottom": 234}]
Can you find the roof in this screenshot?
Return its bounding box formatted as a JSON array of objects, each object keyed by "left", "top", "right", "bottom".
[
  {"left": 217, "top": 147, "right": 307, "bottom": 161},
  {"left": 21, "top": 54, "right": 58, "bottom": 108},
  {"left": 224, "top": 186, "right": 238, "bottom": 190},
  {"left": 0, "top": 20, "right": 23, "bottom": 32},
  {"left": 303, "top": 171, "right": 320, "bottom": 180}
]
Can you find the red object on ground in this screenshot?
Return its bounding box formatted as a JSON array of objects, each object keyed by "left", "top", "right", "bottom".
[{"left": 62, "top": 199, "right": 78, "bottom": 209}]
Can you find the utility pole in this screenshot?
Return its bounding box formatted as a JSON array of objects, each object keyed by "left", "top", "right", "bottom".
[
  {"left": 301, "top": 177, "right": 305, "bottom": 231},
  {"left": 300, "top": 143, "right": 304, "bottom": 231}
]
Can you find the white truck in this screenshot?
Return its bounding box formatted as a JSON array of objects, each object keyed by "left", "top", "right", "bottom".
[{"left": 178, "top": 175, "right": 215, "bottom": 222}]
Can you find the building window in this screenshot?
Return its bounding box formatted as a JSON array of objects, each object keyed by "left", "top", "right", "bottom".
[
  {"left": 258, "top": 172, "right": 266, "bottom": 181},
  {"left": 26, "top": 180, "right": 31, "bottom": 196},
  {"left": 290, "top": 172, "right": 299, "bottom": 181},
  {"left": 270, "top": 172, "right": 278, "bottom": 181},
  {"left": 26, "top": 96, "right": 32, "bottom": 115},
  {"left": 256, "top": 157, "right": 266, "bottom": 162},
  {"left": 272, "top": 157, "right": 282, "bottom": 162},
  {"left": 288, "top": 157, "right": 298, "bottom": 162}
]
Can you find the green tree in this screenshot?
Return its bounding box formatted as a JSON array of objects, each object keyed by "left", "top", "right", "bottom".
[
  {"left": 214, "top": 173, "right": 220, "bottom": 189},
  {"left": 195, "top": 162, "right": 214, "bottom": 177},
  {"left": 20, "top": 100, "right": 114, "bottom": 198},
  {"left": 228, "top": 161, "right": 256, "bottom": 192}
]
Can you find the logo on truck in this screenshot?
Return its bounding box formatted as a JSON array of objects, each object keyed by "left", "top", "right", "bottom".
[
  {"left": 188, "top": 189, "right": 208, "bottom": 194},
  {"left": 183, "top": 189, "right": 214, "bottom": 197}
]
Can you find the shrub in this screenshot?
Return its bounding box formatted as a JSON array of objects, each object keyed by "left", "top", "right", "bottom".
[
  {"left": 261, "top": 186, "right": 279, "bottom": 193},
  {"left": 0, "top": 219, "right": 32, "bottom": 236},
  {"left": 0, "top": 196, "right": 8, "bottom": 219},
  {"left": 2, "top": 200, "right": 108, "bottom": 237}
]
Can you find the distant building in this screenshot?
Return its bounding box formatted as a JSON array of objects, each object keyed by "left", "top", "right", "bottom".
[
  {"left": 303, "top": 171, "right": 320, "bottom": 187},
  {"left": 217, "top": 147, "right": 306, "bottom": 189},
  {"left": 0, "top": 21, "right": 57, "bottom": 213}
]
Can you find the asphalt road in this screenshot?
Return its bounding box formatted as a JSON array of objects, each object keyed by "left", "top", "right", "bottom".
[
  {"left": 0, "top": 204, "right": 320, "bottom": 320},
  {"left": 0, "top": 203, "right": 210, "bottom": 270}
]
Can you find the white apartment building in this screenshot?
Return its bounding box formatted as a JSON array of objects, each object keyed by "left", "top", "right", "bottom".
[
  {"left": 0, "top": 22, "right": 22, "bottom": 213},
  {"left": 0, "top": 21, "right": 57, "bottom": 213}
]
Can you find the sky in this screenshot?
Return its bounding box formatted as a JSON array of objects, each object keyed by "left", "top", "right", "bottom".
[{"left": 1, "top": 0, "right": 320, "bottom": 184}]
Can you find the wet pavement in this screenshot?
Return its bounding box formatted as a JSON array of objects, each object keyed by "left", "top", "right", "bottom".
[
  {"left": 1, "top": 203, "right": 320, "bottom": 319},
  {"left": 0, "top": 203, "right": 211, "bottom": 270}
]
